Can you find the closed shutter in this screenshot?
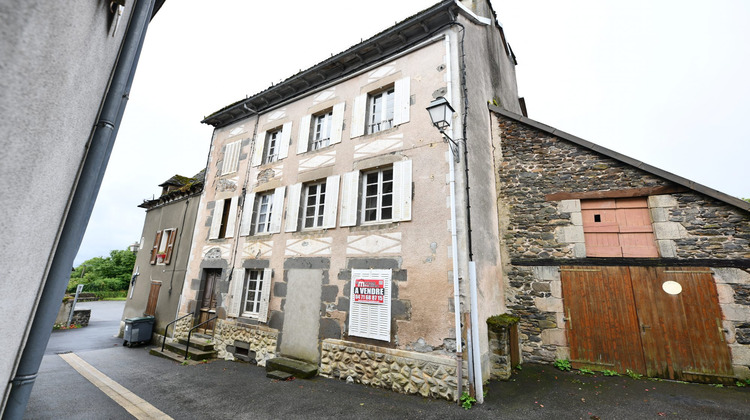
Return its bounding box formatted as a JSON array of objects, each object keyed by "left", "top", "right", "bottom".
[
  {"left": 225, "top": 196, "right": 239, "bottom": 239},
  {"left": 278, "top": 121, "right": 292, "bottom": 160},
  {"left": 392, "top": 160, "right": 412, "bottom": 222},
  {"left": 268, "top": 186, "right": 285, "bottom": 234},
  {"left": 150, "top": 230, "right": 162, "bottom": 264},
  {"left": 582, "top": 197, "right": 658, "bottom": 258},
  {"left": 330, "top": 102, "right": 346, "bottom": 145},
  {"left": 257, "top": 268, "right": 273, "bottom": 323},
  {"left": 209, "top": 200, "right": 224, "bottom": 240},
  {"left": 285, "top": 183, "right": 302, "bottom": 232},
  {"left": 350, "top": 93, "right": 367, "bottom": 138},
  {"left": 393, "top": 77, "right": 410, "bottom": 126},
  {"left": 144, "top": 281, "right": 161, "bottom": 316},
  {"left": 348, "top": 269, "right": 392, "bottom": 342},
  {"left": 339, "top": 170, "right": 360, "bottom": 227},
  {"left": 297, "top": 114, "right": 311, "bottom": 154},
  {"left": 251, "top": 130, "right": 266, "bottom": 167},
  {"left": 239, "top": 192, "right": 256, "bottom": 236},
  {"left": 164, "top": 228, "right": 177, "bottom": 264},
  {"left": 222, "top": 140, "right": 241, "bottom": 175},
  {"left": 322, "top": 175, "right": 340, "bottom": 229},
  {"left": 227, "top": 268, "right": 245, "bottom": 318}
]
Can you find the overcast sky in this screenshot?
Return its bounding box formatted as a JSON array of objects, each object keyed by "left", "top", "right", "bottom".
[{"left": 74, "top": 0, "right": 750, "bottom": 266}]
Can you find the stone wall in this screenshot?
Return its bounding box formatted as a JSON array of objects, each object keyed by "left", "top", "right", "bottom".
[
  {"left": 494, "top": 114, "right": 750, "bottom": 369},
  {"left": 320, "top": 339, "right": 465, "bottom": 401},
  {"left": 215, "top": 320, "right": 279, "bottom": 367}
]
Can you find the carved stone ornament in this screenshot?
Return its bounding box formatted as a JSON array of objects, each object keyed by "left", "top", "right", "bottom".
[{"left": 205, "top": 247, "right": 222, "bottom": 260}]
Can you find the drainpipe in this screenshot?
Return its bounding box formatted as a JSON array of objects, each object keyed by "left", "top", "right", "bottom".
[{"left": 3, "top": 1, "right": 156, "bottom": 418}]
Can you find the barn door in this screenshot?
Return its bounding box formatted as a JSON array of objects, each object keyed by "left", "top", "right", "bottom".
[
  {"left": 562, "top": 266, "right": 733, "bottom": 383},
  {"left": 630, "top": 267, "right": 734, "bottom": 383},
  {"left": 561, "top": 266, "right": 646, "bottom": 373}
]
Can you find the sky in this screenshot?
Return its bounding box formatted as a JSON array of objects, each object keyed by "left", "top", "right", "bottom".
[{"left": 74, "top": 0, "right": 750, "bottom": 266}]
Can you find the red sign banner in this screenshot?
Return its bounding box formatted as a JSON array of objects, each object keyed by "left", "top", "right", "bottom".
[{"left": 353, "top": 279, "right": 385, "bottom": 304}]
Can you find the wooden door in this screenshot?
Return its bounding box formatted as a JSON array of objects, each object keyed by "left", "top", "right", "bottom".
[
  {"left": 630, "top": 267, "right": 734, "bottom": 383},
  {"left": 144, "top": 281, "right": 161, "bottom": 316},
  {"left": 562, "top": 265, "right": 733, "bottom": 383},
  {"left": 561, "top": 266, "right": 646, "bottom": 373},
  {"left": 198, "top": 269, "right": 220, "bottom": 332}
]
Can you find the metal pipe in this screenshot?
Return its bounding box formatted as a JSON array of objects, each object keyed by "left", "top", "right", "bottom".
[{"left": 3, "top": 1, "right": 156, "bottom": 417}]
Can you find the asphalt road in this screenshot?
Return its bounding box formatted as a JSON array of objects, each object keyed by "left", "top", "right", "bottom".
[
  {"left": 25, "top": 301, "right": 750, "bottom": 419},
  {"left": 44, "top": 300, "right": 125, "bottom": 355}
]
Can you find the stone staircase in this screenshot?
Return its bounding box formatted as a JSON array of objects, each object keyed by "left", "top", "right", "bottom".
[
  {"left": 265, "top": 356, "right": 318, "bottom": 380},
  {"left": 149, "top": 334, "right": 217, "bottom": 365}
]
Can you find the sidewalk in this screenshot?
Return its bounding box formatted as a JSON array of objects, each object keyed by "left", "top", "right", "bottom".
[{"left": 26, "top": 344, "right": 750, "bottom": 419}]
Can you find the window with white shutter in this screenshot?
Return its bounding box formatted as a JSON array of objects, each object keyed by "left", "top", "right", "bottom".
[
  {"left": 209, "top": 200, "right": 224, "bottom": 240},
  {"left": 348, "top": 269, "right": 392, "bottom": 341},
  {"left": 221, "top": 140, "right": 242, "bottom": 175},
  {"left": 350, "top": 77, "right": 410, "bottom": 139},
  {"left": 339, "top": 171, "right": 360, "bottom": 227},
  {"left": 227, "top": 268, "right": 245, "bottom": 318},
  {"left": 239, "top": 192, "right": 255, "bottom": 236},
  {"left": 224, "top": 196, "right": 238, "bottom": 239}
]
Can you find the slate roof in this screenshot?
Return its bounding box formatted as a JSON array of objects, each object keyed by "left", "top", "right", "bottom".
[
  {"left": 139, "top": 169, "right": 205, "bottom": 210},
  {"left": 489, "top": 104, "right": 750, "bottom": 213}
]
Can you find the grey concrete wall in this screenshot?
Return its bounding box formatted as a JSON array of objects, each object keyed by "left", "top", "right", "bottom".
[
  {"left": 121, "top": 193, "right": 201, "bottom": 336},
  {"left": 0, "top": 0, "right": 133, "bottom": 410},
  {"left": 280, "top": 269, "right": 324, "bottom": 363}
]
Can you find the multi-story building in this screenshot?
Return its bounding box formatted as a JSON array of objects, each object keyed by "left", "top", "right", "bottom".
[
  {"left": 121, "top": 171, "right": 204, "bottom": 338},
  {"left": 175, "top": 0, "right": 518, "bottom": 400}
]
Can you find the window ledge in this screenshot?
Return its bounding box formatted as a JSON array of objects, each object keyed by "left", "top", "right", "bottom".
[{"left": 348, "top": 221, "right": 401, "bottom": 233}]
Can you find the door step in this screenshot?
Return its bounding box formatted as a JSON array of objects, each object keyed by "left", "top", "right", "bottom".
[
  {"left": 266, "top": 370, "right": 295, "bottom": 380},
  {"left": 265, "top": 357, "right": 318, "bottom": 379},
  {"left": 149, "top": 337, "right": 217, "bottom": 363}
]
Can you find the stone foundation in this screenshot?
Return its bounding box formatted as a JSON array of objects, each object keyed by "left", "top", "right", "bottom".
[
  {"left": 320, "top": 339, "right": 465, "bottom": 401},
  {"left": 214, "top": 320, "right": 278, "bottom": 367}
]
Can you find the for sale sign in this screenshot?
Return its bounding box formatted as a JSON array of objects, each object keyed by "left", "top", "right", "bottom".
[{"left": 353, "top": 279, "right": 385, "bottom": 304}]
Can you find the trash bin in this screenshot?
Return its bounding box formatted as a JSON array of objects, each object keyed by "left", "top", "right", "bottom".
[{"left": 123, "top": 316, "right": 155, "bottom": 347}]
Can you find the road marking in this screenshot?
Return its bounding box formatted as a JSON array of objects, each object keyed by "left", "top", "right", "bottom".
[{"left": 59, "top": 352, "right": 173, "bottom": 420}]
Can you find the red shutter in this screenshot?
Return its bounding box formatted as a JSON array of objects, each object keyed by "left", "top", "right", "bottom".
[
  {"left": 150, "top": 230, "right": 163, "bottom": 265},
  {"left": 164, "top": 228, "right": 177, "bottom": 264}
]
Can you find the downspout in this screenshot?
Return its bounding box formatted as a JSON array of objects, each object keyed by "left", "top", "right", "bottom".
[
  {"left": 3, "top": 1, "right": 156, "bottom": 418},
  {"left": 443, "top": 33, "right": 463, "bottom": 403}
]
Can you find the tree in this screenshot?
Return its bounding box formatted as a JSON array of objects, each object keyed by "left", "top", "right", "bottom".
[{"left": 68, "top": 249, "right": 136, "bottom": 294}]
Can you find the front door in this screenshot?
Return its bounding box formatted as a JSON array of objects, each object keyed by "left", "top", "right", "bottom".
[
  {"left": 198, "top": 269, "right": 220, "bottom": 332},
  {"left": 562, "top": 266, "right": 733, "bottom": 383}
]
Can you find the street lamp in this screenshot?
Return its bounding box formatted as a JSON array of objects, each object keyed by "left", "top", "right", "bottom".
[{"left": 426, "top": 96, "right": 459, "bottom": 161}]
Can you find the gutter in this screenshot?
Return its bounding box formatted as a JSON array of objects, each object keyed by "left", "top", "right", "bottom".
[{"left": 2, "top": 1, "right": 156, "bottom": 418}]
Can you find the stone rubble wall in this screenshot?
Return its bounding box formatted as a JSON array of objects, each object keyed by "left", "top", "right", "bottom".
[
  {"left": 214, "top": 320, "right": 278, "bottom": 367},
  {"left": 495, "top": 114, "right": 750, "bottom": 368},
  {"left": 488, "top": 328, "right": 512, "bottom": 380},
  {"left": 320, "top": 339, "right": 466, "bottom": 401}
]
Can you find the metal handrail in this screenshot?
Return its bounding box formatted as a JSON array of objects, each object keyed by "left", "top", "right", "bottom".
[
  {"left": 185, "top": 316, "right": 218, "bottom": 360},
  {"left": 161, "top": 313, "right": 192, "bottom": 352}
]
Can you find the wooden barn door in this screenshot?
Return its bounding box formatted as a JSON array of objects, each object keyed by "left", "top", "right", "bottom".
[
  {"left": 561, "top": 266, "right": 646, "bottom": 373},
  {"left": 630, "top": 267, "right": 734, "bottom": 383},
  {"left": 562, "top": 266, "right": 733, "bottom": 383}
]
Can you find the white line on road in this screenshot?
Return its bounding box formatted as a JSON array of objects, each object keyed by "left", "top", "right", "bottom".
[{"left": 59, "top": 352, "right": 173, "bottom": 420}]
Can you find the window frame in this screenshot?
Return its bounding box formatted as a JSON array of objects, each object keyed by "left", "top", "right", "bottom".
[
  {"left": 253, "top": 191, "right": 274, "bottom": 235},
  {"left": 361, "top": 167, "right": 394, "bottom": 224},
  {"left": 366, "top": 86, "right": 395, "bottom": 135},
  {"left": 302, "top": 180, "right": 327, "bottom": 230},
  {"left": 241, "top": 269, "right": 265, "bottom": 317},
  {"left": 263, "top": 128, "right": 281, "bottom": 164},
  {"left": 310, "top": 109, "right": 333, "bottom": 151}
]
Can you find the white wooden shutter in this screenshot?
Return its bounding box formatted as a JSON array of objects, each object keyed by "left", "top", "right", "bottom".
[
  {"left": 209, "top": 200, "right": 224, "bottom": 239},
  {"left": 221, "top": 140, "right": 241, "bottom": 175},
  {"left": 278, "top": 121, "right": 292, "bottom": 160},
  {"left": 251, "top": 130, "right": 266, "bottom": 167},
  {"left": 258, "top": 268, "right": 273, "bottom": 323},
  {"left": 340, "top": 170, "right": 360, "bottom": 227},
  {"left": 268, "top": 186, "right": 285, "bottom": 234},
  {"left": 350, "top": 93, "right": 367, "bottom": 138},
  {"left": 392, "top": 160, "right": 412, "bottom": 222},
  {"left": 225, "top": 196, "right": 239, "bottom": 238},
  {"left": 228, "top": 268, "right": 245, "bottom": 317},
  {"left": 285, "top": 183, "right": 302, "bottom": 232},
  {"left": 330, "top": 102, "right": 346, "bottom": 145},
  {"left": 348, "top": 269, "right": 392, "bottom": 341},
  {"left": 393, "top": 77, "right": 411, "bottom": 126},
  {"left": 322, "top": 175, "right": 340, "bottom": 229},
  {"left": 298, "top": 114, "right": 311, "bottom": 154},
  {"left": 239, "top": 192, "right": 256, "bottom": 236}
]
